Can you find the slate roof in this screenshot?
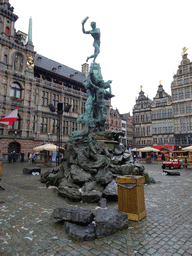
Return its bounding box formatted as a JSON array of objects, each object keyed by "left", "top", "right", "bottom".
[{"left": 34, "top": 54, "right": 86, "bottom": 84}]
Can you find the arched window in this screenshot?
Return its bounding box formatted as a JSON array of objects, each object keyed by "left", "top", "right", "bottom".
[
  {"left": 12, "top": 114, "right": 21, "bottom": 130},
  {"left": 5, "top": 27, "right": 10, "bottom": 35},
  {"left": 4, "top": 54, "right": 8, "bottom": 64},
  {"left": 10, "top": 82, "right": 22, "bottom": 98}
]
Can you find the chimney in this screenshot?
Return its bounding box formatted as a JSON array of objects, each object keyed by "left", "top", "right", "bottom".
[{"left": 81, "top": 63, "right": 89, "bottom": 77}]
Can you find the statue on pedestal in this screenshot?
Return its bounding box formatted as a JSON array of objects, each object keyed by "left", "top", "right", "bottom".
[{"left": 82, "top": 17, "right": 100, "bottom": 63}]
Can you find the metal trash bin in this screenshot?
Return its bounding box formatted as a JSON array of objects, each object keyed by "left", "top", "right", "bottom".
[
  {"left": 0, "top": 162, "right": 2, "bottom": 176},
  {"left": 116, "top": 175, "right": 146, "bottom": 221}
]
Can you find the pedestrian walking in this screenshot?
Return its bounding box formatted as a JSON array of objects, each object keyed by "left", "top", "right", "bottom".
[
  {"left": 12, "top": 151, "right": 16, "bottom": 163},
  {"left": 32, "top": 153, "right": 36, "bottom": 164},
  {"left": 28, "top": 153, "right": 32, "bottom": 164},
  {"left": 184, "top": 158, "right": 188, "bottom": 168}
]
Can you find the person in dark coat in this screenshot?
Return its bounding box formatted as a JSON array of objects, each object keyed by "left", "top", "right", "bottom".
[
  {"left": 12, "top": 151, "right": 16, "bottom": 163},
  {"left": 8, "top": 152, "right": 12, "bottom": 163},
  {"left": 162, "top": 153, "right": 165, "bottom": 161}
]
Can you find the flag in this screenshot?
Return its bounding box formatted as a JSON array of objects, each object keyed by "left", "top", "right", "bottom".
[{"left": 0, "top": 106, "right": 18, "bottom": 126}]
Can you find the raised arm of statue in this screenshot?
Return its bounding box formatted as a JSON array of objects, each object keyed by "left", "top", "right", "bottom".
[{"left": 82, "top": 16, "right": 90, "bottom": 34}]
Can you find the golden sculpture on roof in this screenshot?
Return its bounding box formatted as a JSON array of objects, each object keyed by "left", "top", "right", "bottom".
[
  {"left": 182, "top": 47, "right": 188, "bottom": 56},
  {"left": 140, "top": 85, "right": 143, "bottom": 91},
  {"left": 159, "top": 80, "right": 161, "bottom": 85}
]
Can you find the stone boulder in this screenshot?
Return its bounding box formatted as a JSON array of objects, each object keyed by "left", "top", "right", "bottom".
[
  {"left": 163, "top": 170, "right": 180, "bottom": 176},
  {"left": 111, "top": 155, "right": 123, "bottom": 165},
  {"left": 95, "top": 169, "right": 113, "bottom": 185},
  {"left": 70, "top": 164, "right": 91, "bottom": 184},
  {"left": 64, "top": 222, "right": 96, "bottom": 242},
  {"left": 81, "top": 181, "right": 103, "bottom": 203},
  {"left": 102, "top": 180, "right": 118, "bottom": 200},
  {"left": 114, "top": 144, "right": 125, "bottom": 155},
  {"left": 52, "top": 206, "right": 94, "bottom": 224},
  {"left": 95, "top": 209, "right": 129, "bottom": 238},
  {"left": 23, "top": 166, "right": 41, "bottom": 174},
  {"left": 122, "top": 151, "right": 131, "bottom": 162},
  {"left": 58, "top": 179, "right": 81, "bottom": 201}
]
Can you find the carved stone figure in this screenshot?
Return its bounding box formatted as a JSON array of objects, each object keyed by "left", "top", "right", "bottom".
[{"left": 14, "top": 53, "right": 23, "bottom": 72}]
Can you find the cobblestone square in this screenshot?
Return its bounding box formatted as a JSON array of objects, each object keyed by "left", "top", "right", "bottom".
[{"left": 1, "top": 161, "right": 192, "bottom": 255}]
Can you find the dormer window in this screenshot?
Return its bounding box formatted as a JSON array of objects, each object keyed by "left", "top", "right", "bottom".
[{"left": 52, "top": 67, "right": 56, "bottom": 71}]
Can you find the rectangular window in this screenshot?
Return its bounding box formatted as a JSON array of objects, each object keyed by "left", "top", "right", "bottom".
[
  {"left": 179, "top": 103, "right": 185, "bottom": 114},
  {"left": 81, "top": 101, "right": 86, "bottom": 114},
  {"left": 184, "top": 76, "right": 189, "bottom": 84},
  {"left": 42, "top": 91, "right": 48, "bottom": 106},
  {"left": 40, "top": 117, "right": 48, "bottom": 133},
  {"left": 53, "top": 94, "right": 59, "bottom": 108},
  {"left": 183, "top": 66, "right": 188, "bottom": 73},
  {"left": 172, "top": 90, "right": 178, "bottom": 100},
  {"left": 52, "top": 119, "right": 57, "bottom": 134},
  {"left": 185, "top": 87, "right": 190, "bottom": 99},
  {"left": 63, "top": 120, "right": 69, "bottom": 135},
  {"left": 186, "top": 102, "right": 191, "bottom": 113},
  {"left": 179, "top": 89, "right": 184, "bottom": 100}
]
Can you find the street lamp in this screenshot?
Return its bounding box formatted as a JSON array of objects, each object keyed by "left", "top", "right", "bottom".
[{"left": 49, "top": 102, "right": 71, "bottom": 166}]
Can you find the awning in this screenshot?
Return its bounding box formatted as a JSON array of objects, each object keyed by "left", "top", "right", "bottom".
[{"left": 153, "top": 145, "right": 175, "bottom": 150}]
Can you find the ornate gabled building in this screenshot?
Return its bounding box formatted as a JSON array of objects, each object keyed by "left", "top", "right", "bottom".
[
  {"left": 133, "top": 87, "right": 152, "bottom": 147},
  {"left": 1, "top": 1, "right": 114, "bottom": 160},
  {"left": 151, "top": 82, "right": 174, "bottom": 147},
  {"left": 171, "top": 49, "right": 192, "bottom": 147},
  {"left": 109, "top": 108, "right": 121, "bottom": 132}
]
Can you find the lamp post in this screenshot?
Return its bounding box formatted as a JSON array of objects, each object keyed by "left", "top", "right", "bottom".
[{"left": 49, "top": 102, "right": 71, "bottom": 166}]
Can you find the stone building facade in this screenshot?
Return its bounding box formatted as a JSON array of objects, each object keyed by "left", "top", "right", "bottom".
[
  {"left": 109, "top": 108, "right": 121, "bottom": 132},
  {"left": 151, "top": 83, "right": 174, "bottom": 147},
  {"left": 171, "top": 52, "right": 192, "bottom": 147},
  {"left": 133, "top": 88, "right": 152, "bottom": 147},
  {"left": 121, "top": 112, "right": 133, "bottom": 149},
  {"left": 0, "top": 0, "right": 111, "bottom": 159}
]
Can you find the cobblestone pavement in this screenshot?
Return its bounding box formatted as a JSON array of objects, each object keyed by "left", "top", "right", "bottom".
[{"left": 1, "top": 161, "right": 192, "bottom": 256}]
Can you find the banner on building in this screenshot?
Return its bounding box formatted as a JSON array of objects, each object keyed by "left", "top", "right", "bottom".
[{"left": 0, "top": 106, "right": 18, "bottom": 126}]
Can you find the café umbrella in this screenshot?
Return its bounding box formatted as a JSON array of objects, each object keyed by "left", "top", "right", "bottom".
[
  {"left": 33, "top": 143, "right": 64, "bottom": 152},
  {"left": 138, "top": 146, "right": 160, "bottom": 153}
]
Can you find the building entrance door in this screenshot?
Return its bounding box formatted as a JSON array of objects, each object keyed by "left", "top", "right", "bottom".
[{"left": 8, "top": 142, "right": 20, "bottom": 153}]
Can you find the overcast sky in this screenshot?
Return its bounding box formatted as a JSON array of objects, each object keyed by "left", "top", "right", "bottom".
[{"left": 12, "top": 0, "right": 192, "bottom": 115}]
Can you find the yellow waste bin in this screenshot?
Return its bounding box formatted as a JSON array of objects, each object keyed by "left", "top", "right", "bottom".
[
  {"left": 0, "top": 161, "right": 2, "bottom": 176},
  {"left": 116, "top": 175, "right": 146, "bottom": 221}
]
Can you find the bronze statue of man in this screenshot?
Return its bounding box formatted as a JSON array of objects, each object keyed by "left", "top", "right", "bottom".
[{"left": 82, "top": 17, "right": 100, "bottom": 63}]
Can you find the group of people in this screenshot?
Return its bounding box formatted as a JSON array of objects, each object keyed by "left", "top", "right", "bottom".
[
  {"left": 28, "top": 152, "right": 36, "bottom": 164},
  {"left": 8, "top": 151, "right": 17, "bottom": 163}
]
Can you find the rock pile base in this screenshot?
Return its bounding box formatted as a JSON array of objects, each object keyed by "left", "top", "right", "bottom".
[{"left": 52, "top": 206, "right": 129, "bottom": 242}]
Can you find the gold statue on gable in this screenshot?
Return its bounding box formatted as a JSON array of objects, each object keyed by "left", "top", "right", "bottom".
[
  {"left": 182, "top": 47, "right": 188, "bottom": 56},
  {"left": 26, "top": 55, "right": 34, "bottom": 70}
]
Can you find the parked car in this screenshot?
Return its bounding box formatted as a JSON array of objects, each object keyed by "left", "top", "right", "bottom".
[{"left": 162, "top": 159, "right": 181, "bottom": 169}]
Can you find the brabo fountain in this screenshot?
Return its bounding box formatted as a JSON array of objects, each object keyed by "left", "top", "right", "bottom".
[
  {"left": 41, "top": 17, "right": 152, "bottom": 241},
  {"left": 41, "top": 16, "right": 149, "bottom": 203}
]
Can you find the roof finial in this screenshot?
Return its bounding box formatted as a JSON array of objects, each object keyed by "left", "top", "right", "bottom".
[
  {"left": 140, "top": 85, "right": 143, "bottom": 91},
  {"left": 28, "top": 16, "right": 33, "bottom": 44},
  {"left": 182, "top": 47, "right": 188, "bottom": 56}
]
